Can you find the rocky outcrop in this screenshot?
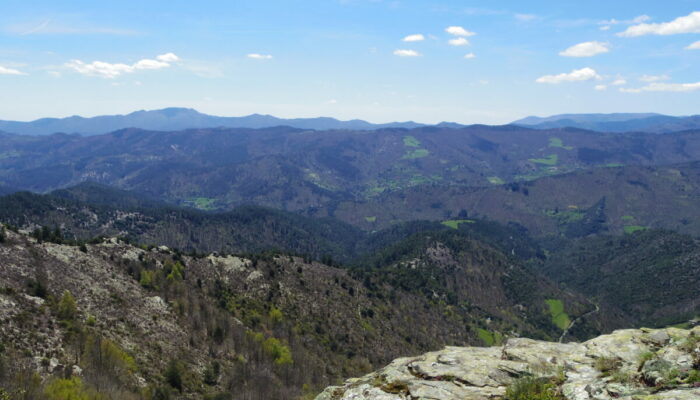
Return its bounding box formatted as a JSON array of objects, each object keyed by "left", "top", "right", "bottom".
[{"left": 317, "top": 327, "right": 700, "bottom": 400}]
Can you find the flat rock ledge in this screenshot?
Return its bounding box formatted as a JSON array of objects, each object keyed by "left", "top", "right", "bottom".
[{"left": 316, "top": 327, "right": 700, "bottom": 400}]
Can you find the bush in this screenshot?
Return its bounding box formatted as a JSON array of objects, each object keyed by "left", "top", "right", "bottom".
[
  {"left": 164, "top": 360, "right": 184, "bottom": 391},
  {"left": 262, "top": 337, "right": 293, "bottom": 366},
  {"left": 58, "top": 290, "right": 78, "bottom": 321},
  {"left": 505, "top": 376, "right": 564, "bottom": 400},
  {"left": 44, "top": 377, "right": 100, "bottom": 400}
]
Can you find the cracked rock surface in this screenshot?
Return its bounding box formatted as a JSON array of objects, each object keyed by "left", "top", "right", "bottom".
[{"left": 316, "top": 327, "right": 700, "bottom": 400}]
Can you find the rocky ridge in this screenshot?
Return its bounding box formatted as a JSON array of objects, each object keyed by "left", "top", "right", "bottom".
[{"left": 317, "top": 327, "right": 700, "bottom": 400}]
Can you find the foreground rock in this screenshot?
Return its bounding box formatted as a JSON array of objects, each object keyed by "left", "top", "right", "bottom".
[{"left": 317, "top": 327, "right": 700, "bottom": 400}]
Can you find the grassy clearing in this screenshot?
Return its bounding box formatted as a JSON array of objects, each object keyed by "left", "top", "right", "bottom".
[
  {"left": 624, "top": 225, "right": 647, "bottom": 234},
  {"left": 548, "top": 137, "right": 573, "bottom": 150},
  {"left": 621, "top": 215, "right": 635, "bottom": 221},
  {"left": 488, "top": 176, "right": 505, "bottom": 185},
  {"left": 402, "top": 149, "right": 430, "bottom": 159},
  {"left": 441, "top": 220, "right": 475, "bottom": 229},
  {"left": 605, "top": 163, "right": 624, "bottom": 168},
  {"left": 529, "top": 154, "right": 558, "bottom": 166},
  {"left": 186, "top": 197, "right": 217, "bottom": 210},
  {"left": 545, "top": 299, "right": 571, "bottom": 330},
  {"left": 544, "top": 209, "right": 585, "bottom": 224},
  {"left": 403, "top": 135, "right": 421, "bottom": 148},
  {"left": 365, "top": 216, "right": 377, "bottom": 223}
]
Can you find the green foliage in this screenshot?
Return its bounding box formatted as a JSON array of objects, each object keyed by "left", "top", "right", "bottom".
[
  {"left": 165, "top": 261, "right": 184, "bottom": 281},
  {"left": 402, "top": 135, "right": 420, "bottom": 148},
  {"left": 548, "top": 137, "right": 573, "bottom": 150},
  {"left": 528, "top": 154, "right": 558, "bottom": 166},
  {"left": 140, "top": 270, "right": 156, "bottom": 289},
  {"left": 544, "top": 299, "right": 570, "bottom": 330},
  {"left": 203, "top": 361, "right": 220, "bottom": 386},
  {"left": 402, "top": 148, "right": 430, "bottom": 159},
  {"left": 44, "top": 377, "right": 101, "bottom": 400},
  {"left": 164, "top": 360, "right": 184, "bottom": 391},
  {"left": 505, "top": 376, "right": 564, "bottom": 400},
  {"left": 364, "top": 216, "right": 377, "bottom": 223},
  {"left": 488, "top": 176, "right": 505, "bottom": 185},
  {"left": 477, "top": 328, "right": 495, "bottom": 346},
  {"left": 441, "top": 219, "right": 475, "bottom": 229},
  {"left": 269, "top": 307, "right": 284, "bottom": 323},
  {"left": 262, "top": 337, "right": 293, "bottom": 366},
  {"left": 58, "top": 290, "right": 78, "bottom": 321},
  {"left": 624, "top": 225, "right": 647, "bottom": 234}
]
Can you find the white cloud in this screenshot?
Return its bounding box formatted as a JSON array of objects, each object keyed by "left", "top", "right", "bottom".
[
  {"left": 65, "top": 53, "right": 179, "bottom": 78},
  {"left": 247, "top": 53, "right": 273, "bottom": 60},
  {"left": 156, "top": 53, "right": 180, "bottom": 62},
  {"left": 535, "top": 67, "right": 601, "bottom": 84},
  {"left": 611, "top": 78, "right": 627, "bottom": 86},
  {"left": 463, "top": 53, "right": 476, "bottom": 59},
  {"left": 393, "top": 49, "right": 421, "bottom": 57},
  {"left": 595, "top": 84, "right": 608, "bottom": 91},
  {"left": 328, "top": 99, "right": 338, "bottom": 104},
  {"left": 687, "top": 40, "right": 700, "bottom": 50},
  {"left": 640, "top": 74, "right": 670, "bottom": 82},
  {"left": 402, "top": 34, "right": 424, "bottom": 42},
  {"left": 559, "top": 41, "right": 610, "bottom": 57},
  {"left": 515, "top": 14, "right": 537, "bottom": 22},
  {"left": 621, "top": 82, "right": 700, "bottom": 93},
  {"left": 448, "top": 37, "right": 470, "bottom": 46},
  {"left": 0, "top": 65, "right": 26, "bottom": 75},
  {"left": 445, "top": 26, "right": 476, "bottom": 37},
  {"left": 47, "top": 71, "right": 61, "bottom": 78},
  {"left": 618, "top": 11, "right": 700, "bottom": 37}
]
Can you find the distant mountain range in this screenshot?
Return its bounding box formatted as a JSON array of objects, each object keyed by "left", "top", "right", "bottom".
[
  {"left": 513, "top": 113, "right": 700, "bottom": 133},
  {"left": 0, "top": 107, "right": 437, "bottom": 136}
]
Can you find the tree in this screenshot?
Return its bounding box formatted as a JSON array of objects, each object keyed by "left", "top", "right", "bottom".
[{"left": 58, "top": 290, "right": 78, "bottom": 321}]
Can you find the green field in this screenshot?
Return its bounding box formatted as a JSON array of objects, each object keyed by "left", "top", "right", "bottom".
[
  {"left": 403, "top": 135, "right": 421, "bottom": 147},
  {"left": 529, "top": 154, "right": 558, "bottom": 166},
  {"left": 621, "top": 215, "right": 635, "bottom": 221},
  {"left": 402, "top": 149, "right": 430, "bottom": 159},
  {"left": 441, "top": 219, "right": 475, "bottom": 229},
  {"left": 624, "top": 225, "right": 647, "bottom": 234},
  {"left": 548, "top": 137, "right": 574, "bottom": 150},
  {"left": 186, "top": 197, "right": 217, "bottom": 210},
  {"left": 487, "top": 176, "right": 505, "bottom": 185},
  {"left": 364, "top": 216, "right": 377, "bottom": 223},
  {"left": 545, "top": 299, "right": 571, "bottom": 330}
]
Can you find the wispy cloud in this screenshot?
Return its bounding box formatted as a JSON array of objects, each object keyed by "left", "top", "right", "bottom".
[
  {"left": 6, "top": 19, "right": 138, "bottom": 36},
  {"left": 595, "top": 84, "right": 607, "bottom": 91},
  {"left": 611, "top": 78, "right": 627, "bottom": 86},
  {"left": 687, "top": 40, "right": 700, "bottom": 50},
  {"left": 463, "top": 53, "right": 476, "bottom": 59},
  {"left": 621, "top": 82, "right": 700, "bottom": 93},
  {"left": 247, "top": 53, "right": 273, "bottom": 60},
  {"left": 0, "top": 65, "right": 26, "bottom": 75},
  {"left": 515, "top": 14, "right": 538, "bottom": 22},
  {"left": 640, "top": 74, "right": 670, "bottom": 82},
  {"left": 618, "top": 11, "right": 700, "bottom": 37},
  {"left": 448, "top": 37, "right": 470, "bottom": 46},
  {"left": 598, "top": 15, "right": 650, "bottom": 31},
  {"left": 445, "top": 26, "right": 476, "bottom": 37},
  {"left": 559, "top": 41, "right": 610, "bottom": 57},
  {"left": 393, "top": 49, "right": 421, "bottom": 57},
  {"left": 402, "top": 34, "right": 424, "bottom": 42},
  {"left": 65, "top": 53, "right": 179, "bottom": 78},
  {"left": 536, "top": 67, "right": 601, "bottom": 84}
]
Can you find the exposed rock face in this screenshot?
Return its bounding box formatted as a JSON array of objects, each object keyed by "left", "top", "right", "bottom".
[{"left": 317, "top": 327, "right": 700, "bottom": 400}]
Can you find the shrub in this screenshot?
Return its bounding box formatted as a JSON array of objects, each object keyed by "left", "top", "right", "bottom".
[
  {"left": 44, "top": 377, "right": 100, "bottom": 400},
  {"left": 58, "top": 290, "right": 78, "bottom": 321},
  {"left": 505, "top": 376, "right": 564, "bottom": 400},
  {"left": 262, "top": 337, "right": 293, "bottom": 366},
  {"left": 595, "top": 357, "right": 622, "bottom": 377},
  {"left": 164, "top": 360, "right": 184, "bottom": 391}
]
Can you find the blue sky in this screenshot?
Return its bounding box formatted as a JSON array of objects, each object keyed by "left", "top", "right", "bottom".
[{"left": 0, "top": 0, "right": 699, "bottom": 124}]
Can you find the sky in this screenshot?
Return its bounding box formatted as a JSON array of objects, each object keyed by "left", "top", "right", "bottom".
[{"left": 0, "top": 0, "right": 699, "bottom": 124}]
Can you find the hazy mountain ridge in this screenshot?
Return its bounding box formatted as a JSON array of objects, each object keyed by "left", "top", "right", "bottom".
[
  {"left": 513, "top": 112, "right": 700, "bottom": 133},
  {"left": 0, "top": 108, "right": 430, "bottom": 136}
]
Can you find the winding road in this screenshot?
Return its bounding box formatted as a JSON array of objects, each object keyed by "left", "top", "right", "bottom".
[{"left": 559, "top": 303, "right": 600, "bottom": 343}]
